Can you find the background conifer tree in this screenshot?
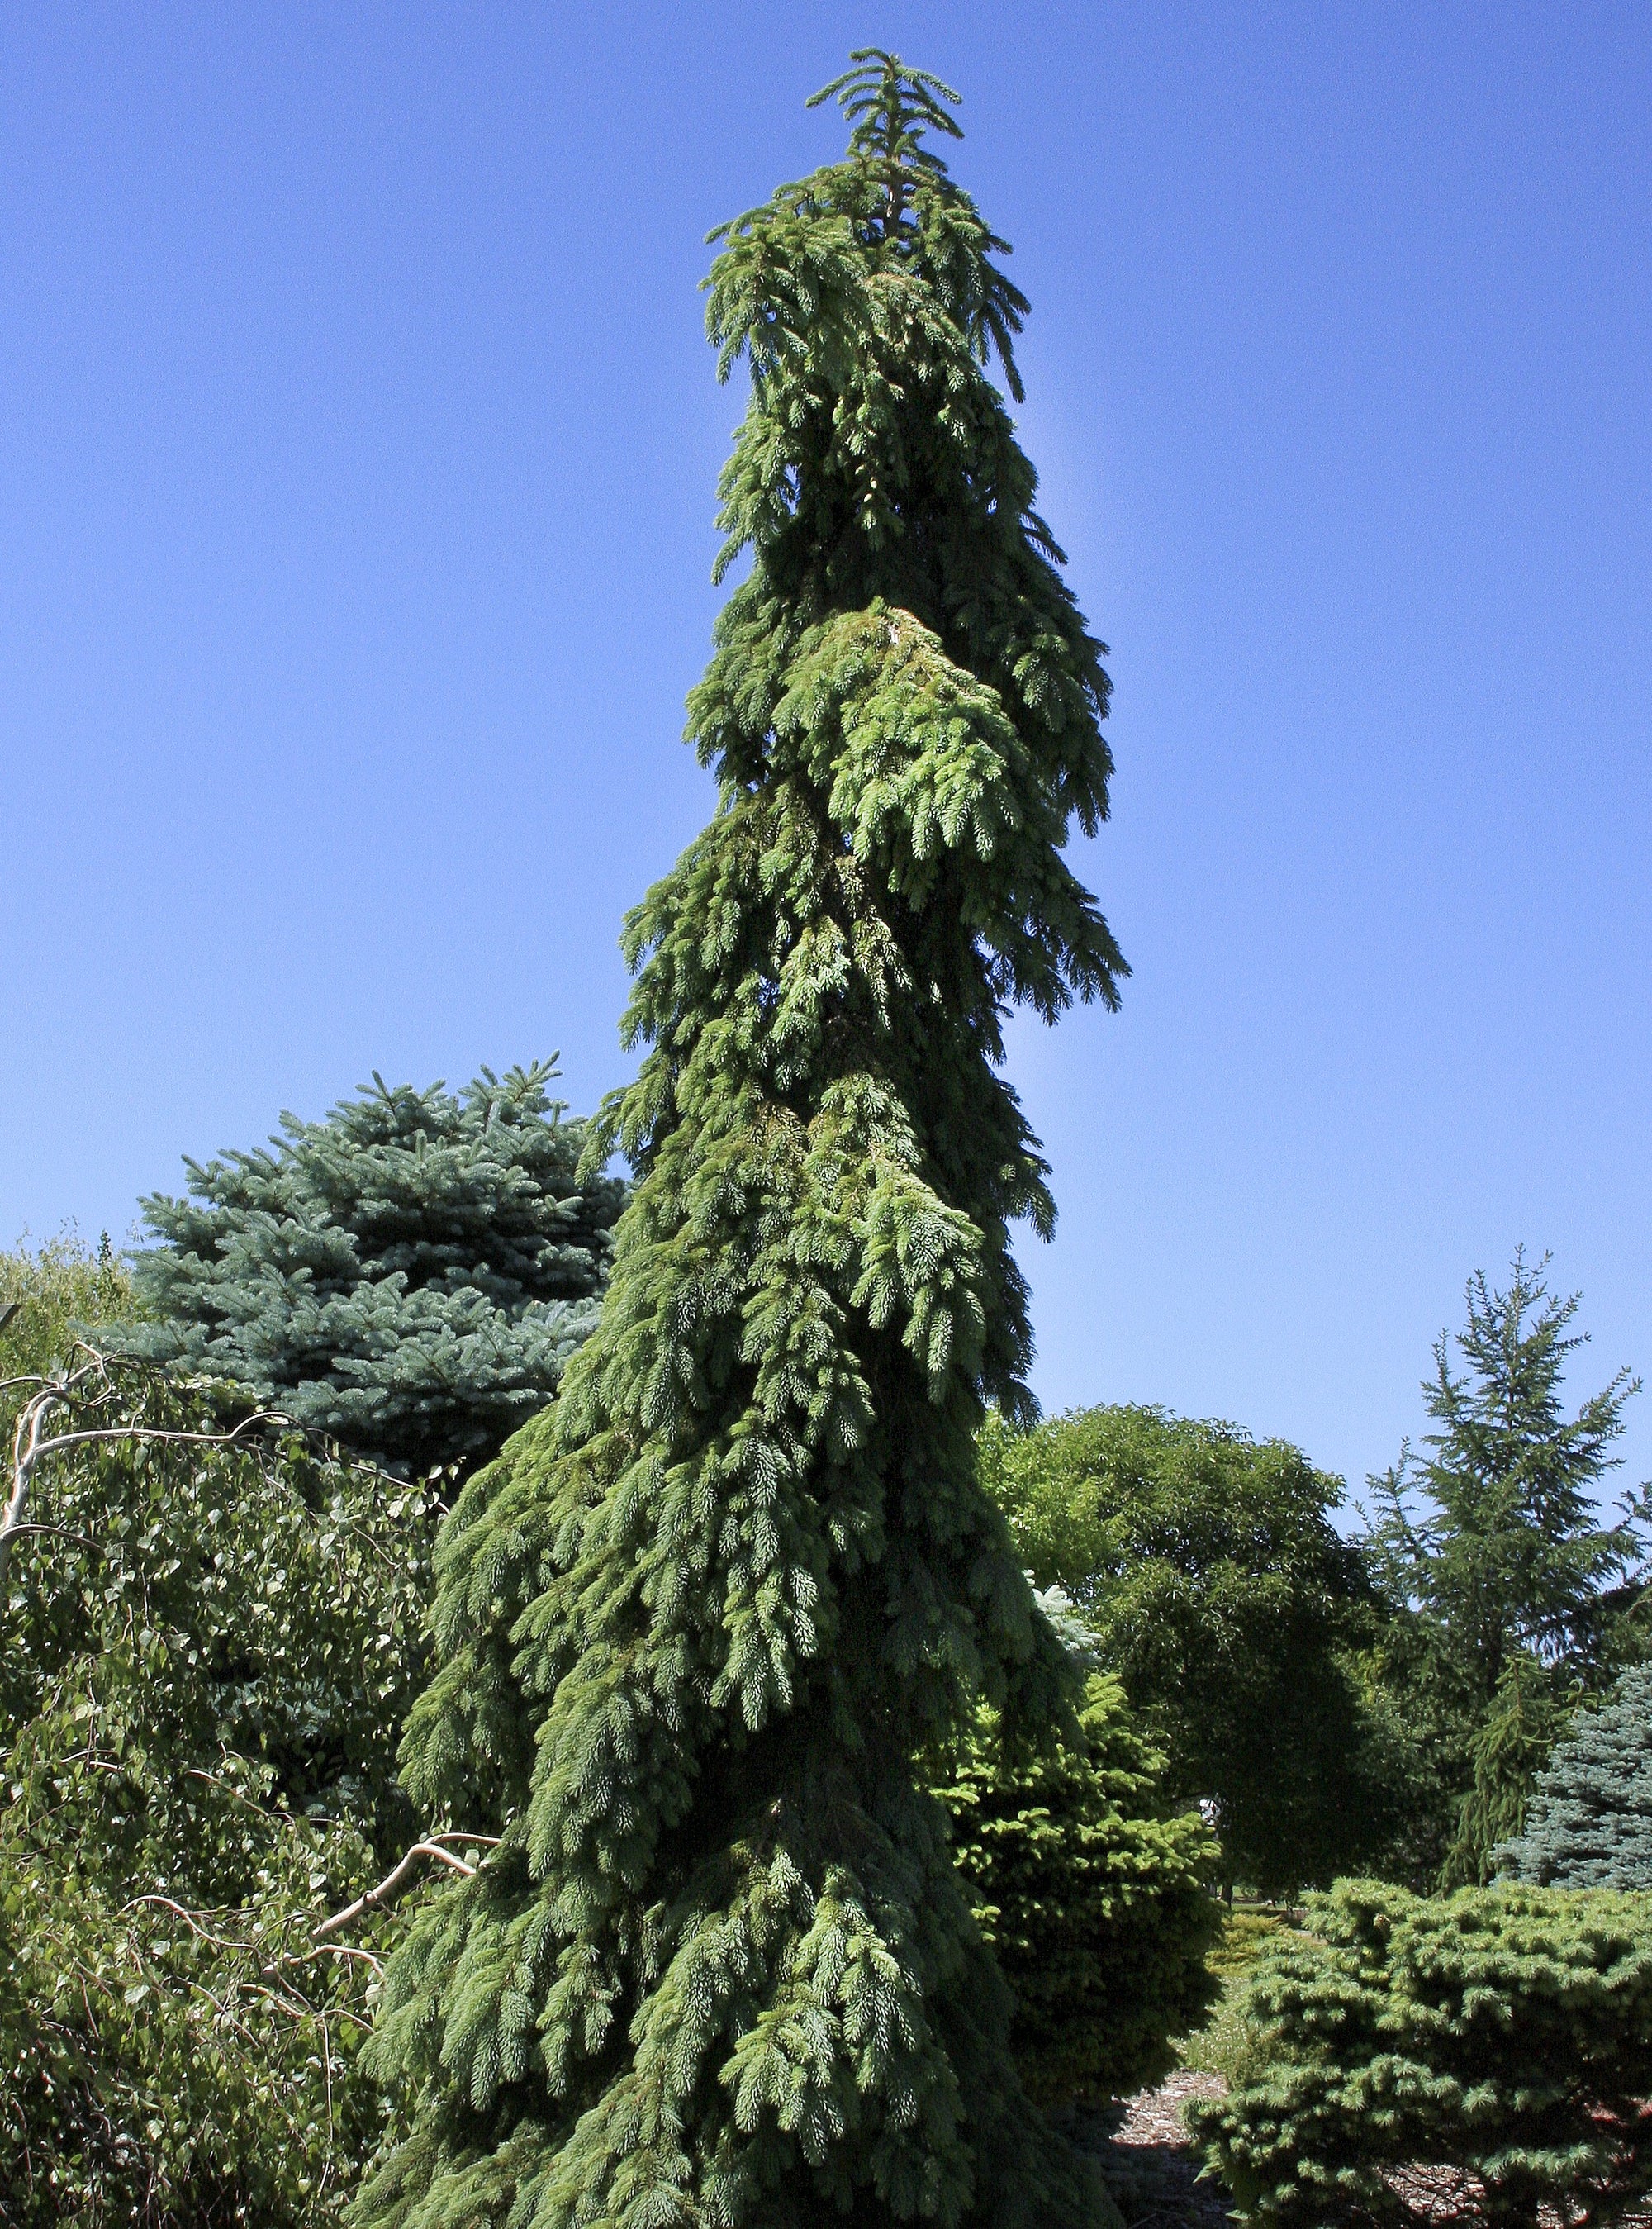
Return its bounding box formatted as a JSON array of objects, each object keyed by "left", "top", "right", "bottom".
[
  {"left": 361, "top": 54, "right": 1127, "bottom": 2229},
  {"left": 1370, "top": 1252, "right": 1645, "bottom": 1703},
  {"left": 121, "top": 1062, "right": 624, "bottom": 1479},
  {"left": 1365, "top": 1251, "right": 1648, "bottom": 1884}
]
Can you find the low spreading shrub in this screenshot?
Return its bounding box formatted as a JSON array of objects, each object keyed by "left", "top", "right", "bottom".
[{"left": 1189, "top": 1877, "right": 1652, "bottom": 2227}]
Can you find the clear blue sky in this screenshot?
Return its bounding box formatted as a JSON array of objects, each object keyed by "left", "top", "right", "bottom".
[{"left": 5, "top": 2, "right": 1649, "bottom": 1506}]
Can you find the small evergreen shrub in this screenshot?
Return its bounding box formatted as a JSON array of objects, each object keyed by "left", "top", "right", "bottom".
[
  {"left": 1189, "top": 1878, "right": 1652, "bottom": 2227},
  {"left": 1499, "top": 1662, "right": 1652, "bottom": 1889},
  {"left": 121, "top": 1062, "right": 624, "bottom": 1478},
  {"left": 942, "top": 1670, "right": 1220, "bottom": 2106},
  {"left": 1175, "top": 1913, "right": 1298, "bottom": 2089},
  {"left": 1174, "top": 1984, "right": 1271, "bottom": 2092}
]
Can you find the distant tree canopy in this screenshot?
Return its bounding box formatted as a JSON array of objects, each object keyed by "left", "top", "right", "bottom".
[
  {"left": 1500, "top": 1662, "right": 1652, "bottom": 1891},
  {"left": 978, "top": 1404, "right": 1393, "bottom": 1895},
  {"left": 0, "top": 1228, "right": 134, "bottom": 1383},
  {"left": 117, "top": 1062, "right": 625, "bottom": 1480},
  {"left": 1365, "top": 1251, "right": 1649, "bottom": 1887}
]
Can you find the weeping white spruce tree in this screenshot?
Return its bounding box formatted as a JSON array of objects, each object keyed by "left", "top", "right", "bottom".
[{"left": 360, "top": 55, "right": 1127, "bottom": 2229}]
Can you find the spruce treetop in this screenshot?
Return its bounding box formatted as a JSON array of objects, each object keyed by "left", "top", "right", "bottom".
[
  {"left": 362, "top": 59, "right": 1124, "bottom": 2229},
  {"left": 1370, "top": 1248, "right": 1647, "bottom": 1704}
]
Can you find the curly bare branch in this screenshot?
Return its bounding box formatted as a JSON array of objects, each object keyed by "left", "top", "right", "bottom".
[{"left": 315, "top": 1832, "right": 501, "bottom": 1939}]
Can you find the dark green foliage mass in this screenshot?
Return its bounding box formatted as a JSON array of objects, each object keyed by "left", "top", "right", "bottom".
[
  {"left": 1366, "top": 1251, "right": 1649, "bottom": 1886},
  {"left": 1434, "top": 1652, "right": 1566, "bottom": 1892},
  {"left": 1500, "top": 1662, "right": 1652, "bottom": 1889},
  {"left": 0, "top": 1354, "right": 433, "bottom": 2224},
  {"left": 1189, "top": 1879, "right": 1652, "bottom": 2227},
  {"left": 121, "top": 1061, "right": 624, "bottom": 1479},
  {"left": 360, "top": 53, "right": 1127, "bottom": 2229},
  {"left": 978, "top": 1405, "right": 1393, "bottom": 1895},
  {"left": 941, "top": 1659, "right": 1219, "bottom": 2108}
]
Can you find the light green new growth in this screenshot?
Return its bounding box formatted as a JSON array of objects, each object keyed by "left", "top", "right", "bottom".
[{"left": 359, "top": 53, "right": 1124, "bottom": 2229}]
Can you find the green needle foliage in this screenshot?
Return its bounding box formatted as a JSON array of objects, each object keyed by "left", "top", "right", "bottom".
[
  {"left": 1189, "top": 1879, "right": 1652, "bottom": 2228},
  {"left": 941, "top": 1659, "right": 1219, "bottom": 2109},
  {"left": 1366, "top": 1251, "right": 1649, "bottom": 1886},
  {"left": 1436, "top": 1651, "right": 1566, "bottom": 1890},
  {"left": 121, "top": 1062, "right": 624, "bottom": 1480},
  {"left": 1500, "top": 1662, "right": 1652, "bottom": 1889},
  {"left": 360, "top": 52, "right": 1127, "bottom": 2229},
  {"left": 1370, "top": 1252, "right": 1646, "bottom": 1707}
]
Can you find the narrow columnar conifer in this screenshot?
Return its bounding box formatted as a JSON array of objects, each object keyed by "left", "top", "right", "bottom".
[{"left": 359, "top": 55, "right": 1127, "bottom": 2229}]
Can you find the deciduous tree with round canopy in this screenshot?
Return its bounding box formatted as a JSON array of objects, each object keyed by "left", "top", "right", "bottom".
[{"left": 977, "top": 1403, "right": 1392, "bottom": 1896}]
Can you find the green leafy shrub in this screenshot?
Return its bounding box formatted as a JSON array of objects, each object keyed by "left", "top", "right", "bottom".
[
  {"left": 2, "top": 1230, "right": 138, "bottom": 1471},
  {"left": 0, "top": 1352, "right": 434, "bottom": 2224},
  {"left": 1499, "top": 1663, "right": 1652, "bottom": 1889},
  {"left": 942, "top": 1667, "right": 1220, "bottom": 2106},
  {"left": 119, "top": 1061, "right": 624, "bottom": 1478},
  {"left": 1189, "top": 1878, "right": 1652, "bottom": 2227},
  {"left": 2, "top": 1821, "right": 383, "bottom": 2229}
]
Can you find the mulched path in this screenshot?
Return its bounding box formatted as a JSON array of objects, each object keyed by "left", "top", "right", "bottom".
[{"left": 1061, "top": 2071, "right": 1235, "bottom": 2227}]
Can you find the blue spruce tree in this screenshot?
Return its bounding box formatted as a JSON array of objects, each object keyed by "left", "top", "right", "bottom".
[
  {"left": 1500, "top": 1663, "right": 1652, "bottom": 1890},
  {"left": 123, "top": 1061, "right": 624, "bottom": 1480},
  {"left": 360, "top": 57, "right": 1127, "bottom": 2229}
]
